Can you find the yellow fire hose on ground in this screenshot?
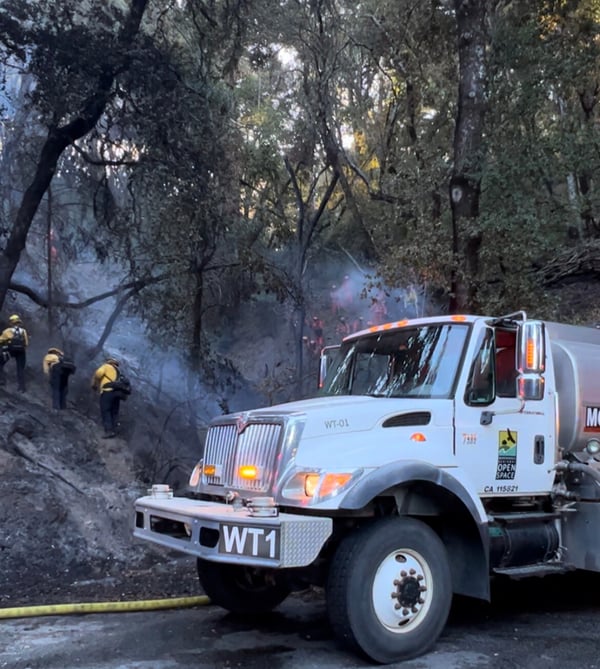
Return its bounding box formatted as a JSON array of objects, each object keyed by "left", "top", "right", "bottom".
[{"left": 0, "top": 595, "right": 211, "bottom": 620}]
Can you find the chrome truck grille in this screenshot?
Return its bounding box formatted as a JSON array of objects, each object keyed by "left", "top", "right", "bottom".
[{"left": 202, "top": 421, "right": 283, "bottom": 492}]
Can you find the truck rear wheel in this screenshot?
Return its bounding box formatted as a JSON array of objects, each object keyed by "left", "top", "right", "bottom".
[
  {"left": 196, "top": 558, "right": 291, "bottom": 614},
  {"left": 326, "top": 516, "right": 452, "bottom": 663}
]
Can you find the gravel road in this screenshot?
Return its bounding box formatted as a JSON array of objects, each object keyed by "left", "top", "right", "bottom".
[{"left": 2, "top": 571, "right": 600, "bottom": 669}]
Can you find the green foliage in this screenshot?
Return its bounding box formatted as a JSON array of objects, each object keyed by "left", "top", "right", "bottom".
[
  {"left": 474, "top": 0, "right": 600, "bottom": 316},
  {"left": 3, "top": 0, "right": 600, "bottom": 395}
]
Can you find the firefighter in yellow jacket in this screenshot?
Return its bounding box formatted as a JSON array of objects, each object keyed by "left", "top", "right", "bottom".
[
  {"left": 43, "top": 347, "right": 76, "bottom": 410},
  {"left": 0, "top": 314, "right": 29, "bottom": 392},
  {"left": 91, "top": 358, "right": 122, "bottom": 438}
]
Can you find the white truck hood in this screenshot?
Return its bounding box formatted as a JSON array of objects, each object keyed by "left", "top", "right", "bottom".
[{"left": 237, "top": 395, "right": 455, "bottom": 469}]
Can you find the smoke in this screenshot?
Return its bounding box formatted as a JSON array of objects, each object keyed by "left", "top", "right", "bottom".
[
  {"left": 15, "top": 253, "right": 256, "bottom": 427},
  {"left": 6, "top": 235, "right": 443, "bottom": 422},
  {"left": 305, "top": 262, "right": 442, "bottom": 347}
]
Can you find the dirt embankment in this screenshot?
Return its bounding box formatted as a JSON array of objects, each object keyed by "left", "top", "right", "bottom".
[{"left": 0, "top": 372, "right": 204, "bottom": 608}]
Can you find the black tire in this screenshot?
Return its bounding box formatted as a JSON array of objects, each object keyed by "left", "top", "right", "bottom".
[
  {"left": 326, "top": 516, "right": 452, "bottom": 664},
  {"left": 196, "top": 558, "right": 291, "bottom": 615}
]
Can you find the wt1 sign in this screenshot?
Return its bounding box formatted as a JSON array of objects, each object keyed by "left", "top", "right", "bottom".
[{"left": 218, "top": 522, "right": 280, "bottom": 560}]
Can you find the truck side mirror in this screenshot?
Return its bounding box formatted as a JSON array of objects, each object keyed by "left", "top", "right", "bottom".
[
  {"left": 517, "top": 321, "right": 545, "bottom": 401},
  {"left": 319, "top": 345, "right": 340, "bottom": 389}
]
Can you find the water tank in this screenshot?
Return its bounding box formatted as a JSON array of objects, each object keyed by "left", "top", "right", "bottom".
[{"left": 546, "top": 322, "right": 600, "bottom": 454}]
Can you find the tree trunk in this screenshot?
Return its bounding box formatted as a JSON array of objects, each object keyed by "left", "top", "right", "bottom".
[
  {"left": 0, "top": 0, "right": 149, "bottom": 312},
  {"left": 190, "top": 271, "right": 204, "bottom": 372},
  {"left": 46, "top": 185, "right": 54, "bottom": 336},
  {"left": 449, "top": 0, "right": 487, "bottom": 313}
]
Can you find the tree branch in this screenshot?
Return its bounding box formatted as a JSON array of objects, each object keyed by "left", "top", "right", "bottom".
[
  {"left": 85, "top": 287, "right": 139, "bottom": 360},
  {"left": 0, "top": 0, "right": 150, "bottom": 311},
  {"left": 541, "top": 243, "right": 600, "bottom": 287},
  {"left": 8, "top": 273, "right": 170, "bottom": 309}
]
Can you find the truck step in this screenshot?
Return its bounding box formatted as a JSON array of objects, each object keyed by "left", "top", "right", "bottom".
[
  {"left": 490, "top": 512, "right": 560, "bottom": 524},
  {"left": 493, "top": 563, "right": 575, "bottom": 579}
]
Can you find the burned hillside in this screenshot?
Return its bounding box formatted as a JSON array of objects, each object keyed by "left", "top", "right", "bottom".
[{"left": 0, "top": 352, "right": 207, "bottom": 605}]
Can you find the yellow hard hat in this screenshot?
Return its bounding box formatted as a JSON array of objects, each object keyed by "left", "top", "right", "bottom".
[{"left": 8, "top": 314, "right": 21, "bottom": 324}]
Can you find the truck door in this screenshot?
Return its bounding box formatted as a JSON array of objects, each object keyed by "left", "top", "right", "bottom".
[{"left": 453, "top": 325, "right": 555, "bottom": 497}]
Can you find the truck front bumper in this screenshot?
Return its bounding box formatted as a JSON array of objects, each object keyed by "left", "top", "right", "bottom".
[{"left": 134, "top": 496, "right": 333, "bottom": 568}]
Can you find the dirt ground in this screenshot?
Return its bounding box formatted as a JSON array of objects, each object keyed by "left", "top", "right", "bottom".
[
  {"left": 5, "top": 552, "right": 203, "bottom": 609},
  {"left": 3, "top": 572, "right": 600, "bottom": 669}
]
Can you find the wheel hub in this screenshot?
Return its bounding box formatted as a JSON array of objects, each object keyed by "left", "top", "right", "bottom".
[
  {"left": 371, "top": 548, "right": 433, "bottom": 632},
  {"left": 391, "top": 568, "right": 426, "bottom": 614}
]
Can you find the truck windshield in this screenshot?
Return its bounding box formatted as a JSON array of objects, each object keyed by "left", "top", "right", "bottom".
[{"left": 320, "top": 323, "right": 469, "bottom": 399}]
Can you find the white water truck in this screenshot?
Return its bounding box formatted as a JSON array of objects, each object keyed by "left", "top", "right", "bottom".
[{"left": 134, "top": 312, "right": 600, "bottom": 663}]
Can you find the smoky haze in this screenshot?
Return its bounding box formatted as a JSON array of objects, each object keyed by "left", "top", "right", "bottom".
[
  {"left": 6, "top": 248, "right": 258, "bottom": 431},
  {"left": 4, "top": 234, "right": 442, "bottom": 427},
  {"left": 305, "top": 263, "right": 442, "bottom": 347}
]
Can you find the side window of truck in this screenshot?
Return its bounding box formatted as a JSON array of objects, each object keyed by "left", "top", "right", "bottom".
[
  {"left": 495, "top": 329, "right": 517, "bottom": 397},
  {"left": 464, "top": 328, "right": 495, "bottom": 405}
]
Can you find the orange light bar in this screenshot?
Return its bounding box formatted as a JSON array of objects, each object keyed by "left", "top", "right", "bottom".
[
  {"left": 368, "top": 319, "right": 410, "bottom": 334},
  {"left": 451, "top": 315, "right": 467, "bottom": 322},
  {"left": 526, "top": 338, "right": 536, "bottom": 369},
  {"left": 239, "top": 465, "right": 259, "bottom": 480}
]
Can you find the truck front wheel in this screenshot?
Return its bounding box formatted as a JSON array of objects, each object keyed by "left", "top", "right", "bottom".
[
  {"left": 196, "top": 558, "right": 291, "bottom": 614},
  {"left": 327, "top": 516, "right": 452, "bottom": 663}
]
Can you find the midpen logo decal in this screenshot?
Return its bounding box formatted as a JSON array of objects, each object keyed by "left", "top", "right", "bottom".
[
  {"left": 496, "top": 429, "right": 517, "bottom": 480},
  {"left": 585, "top": 406, "right": 600, "bottom": 432}
]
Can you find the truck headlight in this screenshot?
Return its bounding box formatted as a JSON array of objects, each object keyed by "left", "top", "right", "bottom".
[{"left": 281, "top": 469, "right": 362, "bottom": 504}]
